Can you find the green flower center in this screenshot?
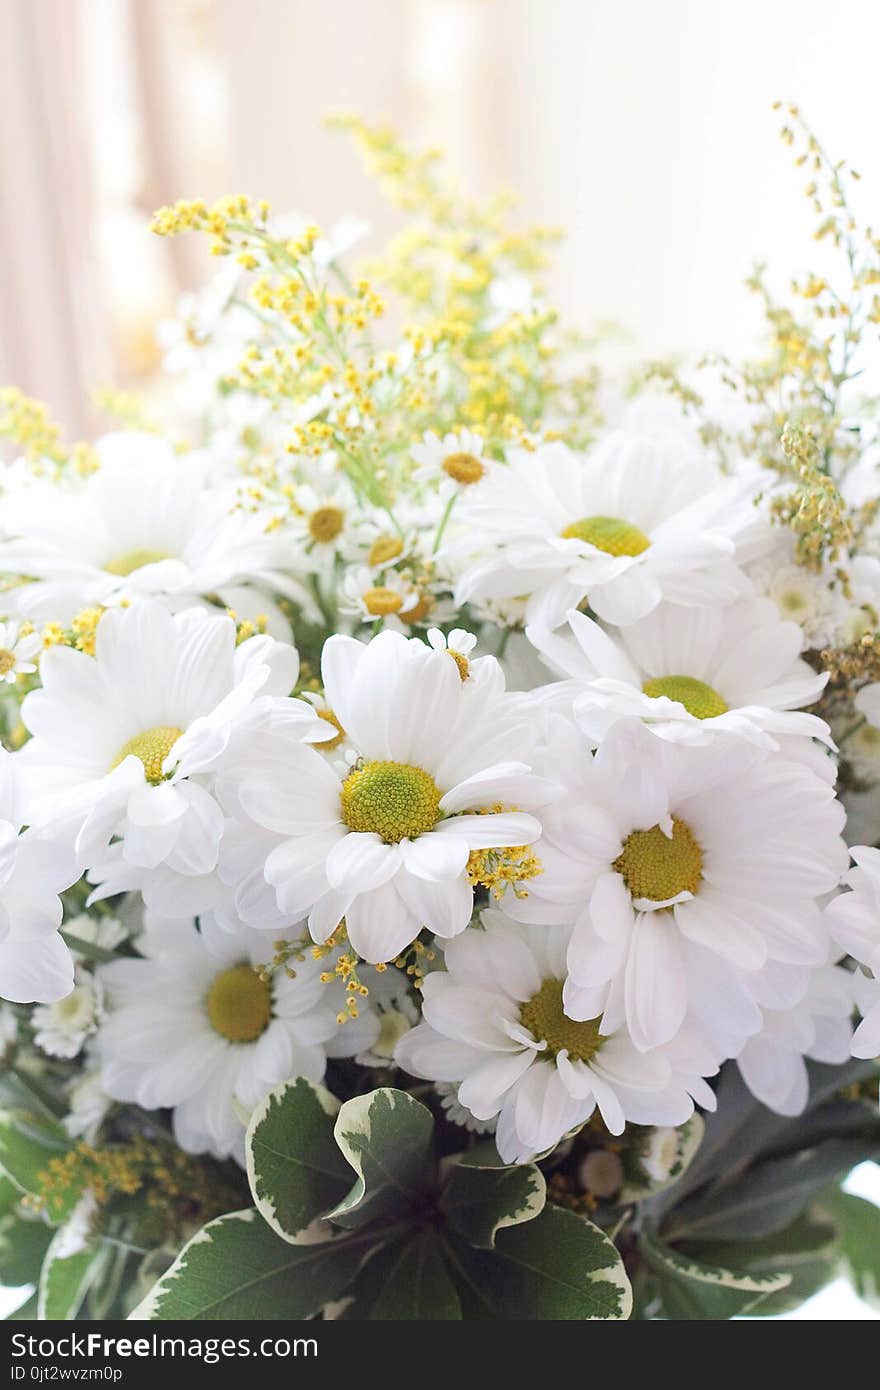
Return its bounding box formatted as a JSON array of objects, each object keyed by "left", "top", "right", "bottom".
[
  {"left": 206, "top": 964, "right": 272, "bottom": 1043},
  {"left": 340, "top": 760, "right": 441, "bottom": 843},
  {"left": 519, "top": 979, "right": 607, "bottom": 1062},
  {"left": 111, "top": 725, "right": 183, "bottom": 784},
  {"left": 614, "top": 817, "right": 703, "bottom": 901},
  {"left": 561, "top": 515, "right": 650, "bottom": 557},
  {"left": 104, "top": 549, "right": 172, "bottom": 577},
  {"left": 641, "top": 674, "right": 729, "bottom": 719}
]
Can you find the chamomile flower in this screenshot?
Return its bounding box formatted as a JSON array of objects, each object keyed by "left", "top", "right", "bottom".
[
  {"left": 395, "top": 916, "right": 711, "bottom": 1163},
  {"left": 18, "top": 601, "right": 320, "bottom": 904},
  {"left": 527, "top": 600, "right": 831, "bottom": 749},
  {"left": 508, "top": 718, "right": 847, "bottom": 1052},
  {"left": 32, "top": 969, "right": 103, "bottom": 1059},
  {"left": 340, "top": 565, "right": 425, "bottom": 627},
  {"left": 0, "top": 433, "right": 312, "bottom": 629},
  {"left": 453, "top": 433, "right": 754, "bottom": 629},
  {"left": 216, "top": 629, "right": 557, "bottom": 963},
  {"left": 0, "top": 748, "right": 80, "bottom": 1004},
  {"left": 97, "top": 918, "right": 378, "bottom": 1162},
  {"left": 0, "top": 620, "right": 40, "bottom": 684},
  {"left": 411, "top": 428, "right": 487, "bottom": 495}
]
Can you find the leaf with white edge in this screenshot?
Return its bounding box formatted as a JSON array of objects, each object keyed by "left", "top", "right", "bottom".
[
  {"left": 689, "top": 1212, "right": 838, "bottom": 1317},
  {"left": 621, "top": 1116, "right": 704, "bottom": 1203},
  {"left": 0, "top": 1212, "right": 53, "bottom": 1287},
  {"left": 443, "top": 1204, "right": 632, "bottom": 1320},
  {"left": 129, "top": 1208, "right": 374, "bottom": 1321},
  {"left": 340, "top": 1231, "right": 462, "bottom": 1319},
  {"left": 245, "top": 1077, "right": 350, "bottom": 1243},
  {"left": 820, "top": 1189, "right": 880, "bottom": 1309},
  {"left": 441, "top": 1160, "right": 545, "bottom": 1249},
  {"left": 38, "top": 1228, "right": 102, "bottom": 1321},
  {"left": 641, "top": 1230, "right": 791, "bottom": 1319},
  {"left": 327, "top": 1088, "right": 435, "bottom": 1230}
]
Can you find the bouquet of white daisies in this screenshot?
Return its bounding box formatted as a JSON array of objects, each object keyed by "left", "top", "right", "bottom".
[{"left": 0, "top": 109, "right": 878, "bottom": 1323}]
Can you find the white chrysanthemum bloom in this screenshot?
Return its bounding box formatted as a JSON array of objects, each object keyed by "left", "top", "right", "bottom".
[
  {"left": 732, "top": 964, "right": 855, "bottom": 1115},
  {"left": 527, "top": 601, "right": 831, "bottom": 749},
  {"left": 411, "top": 428, "right": 487, "bottom": 496},
  {"left": 0, "top": 748, "right": 79, "bottom": 1004},
  {"left": 18, "top": 602, "right": 321, "bottom": 901},
  {"left": 32, "top": 968, "right": 102, "bottom": 1059},
  {"left": 340, "top": 564, "right": 425, "bottom": 627},
  {"left": 850, "top": 972, "right": 880, "bottom": 1059},
  {"left": 0, "top": 620, "right": 40, "bottom": 684},
  {"left": 98, "top": 918, "right": 378, "bottom": 1162},
  {"left": 63, "top": 1059, "right": 111, "bottom": 1143},
  {"left": 453, "top": 434, "right": 757, "bottom": 629},
  {"left": 60, "top": 911, "right": 128, "bottom": 955},
  {"left": 0, "top": 433, "right": 313, "bottom": 629},
  {"left": 216, "top": 629, "right": 557, "bottom": 963},
  {"left": 825, "top": 845, "right": 880, "bottom": 976},
  {"left": 507, "top": 718, "right": 847, "bottom": 1052},
  {"left": 395, "top": 916, "right": 713, "bottom": 1163}
]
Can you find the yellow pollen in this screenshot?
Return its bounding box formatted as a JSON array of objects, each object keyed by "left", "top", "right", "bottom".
[
  {"left": 363, "top": 586, "right": 404, "bottom": 616},
  {"left": 0, "top": 650, "right": 15, "bottom": 676},
  {"left": 206, "top": 964, "right": 272, "bottom": 1043},
  {"left": 104, "top": 549, "right": 172, "bottom": 577},
  {"left": 561, "top": 515, "right": 650, "bottom": 557},
  {"left": 403, "top": 591, "right": 433, "bottom": 623},
  {"left": 449, "top": 649, "right": 470, "bottom": 680},
  {"left": 308, "top": 505, "right": 345, "bottom": 543},
  {"left": 520, "top": 979, "right": 607, "bottom": 1062},
  {"left": 614, "top": 817, "right": 703, "bottom": 901},
  {"left": 111, "top": 726, "right": 183, "bottom": 784},
  {"left": 442, "top": 451, "right": 485, "bottom": 486},
  {"left": 642, "top": 674, "right": 729, "bottom": 719},
  {"left": 368, "top": 534, "right": 404, "bottom": 566},
  {"left": 317, "top": 708, "right": 346, "bottom": 749},
  {"left": 340, "top": 760, "right": 441, "bottom": 842}
]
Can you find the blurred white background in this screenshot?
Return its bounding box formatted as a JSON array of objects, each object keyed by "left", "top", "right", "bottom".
[{"left": 0, "top": 0, "right": 878, "bottom": 1320}]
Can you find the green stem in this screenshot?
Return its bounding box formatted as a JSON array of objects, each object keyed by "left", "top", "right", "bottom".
[{"left": 432, "top": 492, "right": 458, "bottom": 554}]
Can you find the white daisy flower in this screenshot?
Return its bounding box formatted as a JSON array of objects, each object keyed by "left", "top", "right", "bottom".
[
  {"left": 18, "top": 602, "right": 320, "bottom": 906},
  {"left": 0, "top": 620, "right": 40, "bottom": 684},
  {"left": 97, "top": 918, "right": 378, "bottom": 1162},
  {"left": 850, "top": 970, "right": 880, "bottom": 1060},
  {"left": 63, "top": 1059, "right": 112, "bottom": 1143},
  {"left": 0, "top": 748, "right": 79, "bottom": 1004},
  {"left": 340, "top": 564, "right": 425, "bottom": 627},
  {"left": 825, "top": 844, "right": 880, "bottom": 976},
  {"left": 395, "top": 916, "right": 713, "bottom": 1163},
  {"left": 411, "top": 428, "right": 487, "bottom": 494},
  {"left": 527, "top": 600, "right": 831, "bottom": 749},
  {"left": 32, "top": 968, "right": 103, "bottom": 1059},
  {"left": 216, "top": 629, "right": 557, "bottom": 963},
  {"left": 453, "top": 433, "right": 756, "bottom": 629},
  {"left": 507, "top": 717, "right": 847, "bottom": 1052},
  {"left": 0, "top": 432, "right": 313, "bottom": 629}
]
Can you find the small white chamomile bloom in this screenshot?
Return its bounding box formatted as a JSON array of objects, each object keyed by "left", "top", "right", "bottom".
[
  {"left": 32, "top": 969, "right": 103, "bottom": 1059},
  {"left": 216, "top": 629, "right": 558, "bottom": 963},
  {"left": 528, "top": 600, "right": 831, "bottom": 750},
  {"left": 454, "top": 433, "right": 755, "bottom": 629},
  {"left": 395, "top": 916, "right": 712, "bottom": 1163},
  {"left": 0, "top": 620, "right": 40, "bottom": 684},
  {"left": 411, "top": 429, "right": 487, "bottom": 495},
  {"left": 340, "top": 565, "right": 425, "bottom": 628},
  {"left": 98, "top": 918, "right": 378, "bottom": 1162}
]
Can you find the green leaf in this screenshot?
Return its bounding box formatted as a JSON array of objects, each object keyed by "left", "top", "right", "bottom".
[
  {"left": 666, "top": 1138, "right": 880, "bottom": 1242},
  {"left": 0, "top": 1211, "right": 53, "bottom": 1287},
  {"left": 685, "top": 1212, "right": 838, "bottom": 1317},
  {"left": 245, "top": 1078, "right": 351, "bottom": 1243},
  {"left": 820, "top": 1188, "right": 880, "bottom": 1308},
  {"left": 129, "top": 1208, "right": 372, "bottom": 1321},
  {"left": 621, "top": 1116, "right": 704, "bottom": 1203},
  {"left": 327, "top": 1088, "right": 435, "bottom": 1230},
  {"left": 38, "top": 1227, "right": 102, "bottom": 1321},
  {"left": 443, "top": 1204, "right": 632, "bottom": 1320},
  {"left": 342, "top": 1231, "right": 462, "bottom": 1319},
  {"left": 641, "top": 1230, "right": 791, "bottom": 1319},
  {"left": 441, "top": 1160, "right": 545, "bottom": 1249},
  {"left": 0, "top": 1108, "right": 70, "bottom": 1204}
]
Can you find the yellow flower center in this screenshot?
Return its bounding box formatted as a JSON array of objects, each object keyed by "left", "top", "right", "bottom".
[
  {"left": 519, "top": 979, "right": 607, "bottom": 1062},
  {"left": 308, "top": 506, "right": 345, "bottom": 544},
  {"left": 363, "top": 586, "right": 404, "bottom": 616},
  {"left": 641, "top": 674, "right": 729, "bottom": 719},
  {"left": 448, "top": 649, "right": 470, "bottom": 681},
  {"left": 442, "top": 452, "right": 485, "bottom": 486},
  {"left": 368, "top": 534, "right": 404, "bottom": 566},
  {"left": 111, "top": 725, "right": 183, "bottom": 784},
  {"left": 614, "top": 817, "right": 703, "bottom": 901},
  {"left": 104, "top": 548, "right": 172, "bottom": 577},
  {"left": 340, "top": 760, "right": 441, "bottom": 843},
  {"left": 561, "top": 515, "right": 650, "bottom": 557},
  {"left": 0, "top": 650, "right": 15, "bottom": 676},
  {"left": 205, "top": 964, "right": 272, "bottom": 1043},
  {"left": 317, "top": 708, "right": 346, "bottom": 750},
  {"left": 403, "top": 591, "right": 433, "bottom": 624}
]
